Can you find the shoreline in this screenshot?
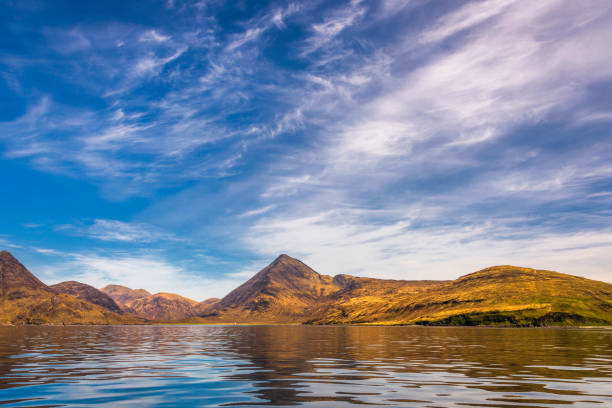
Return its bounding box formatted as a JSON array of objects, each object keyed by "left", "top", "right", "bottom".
[{"left": 2, "top": 323, "right": 611, "bottom": 329}]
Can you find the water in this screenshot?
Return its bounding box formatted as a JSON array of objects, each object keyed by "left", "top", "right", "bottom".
[{"left": 0, "top": 326, "right": 610, "bottom": 407}]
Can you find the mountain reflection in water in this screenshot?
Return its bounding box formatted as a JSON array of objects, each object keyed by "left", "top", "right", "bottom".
[{"left": 0, "top": 325, "right": 610, "bottom": 407}]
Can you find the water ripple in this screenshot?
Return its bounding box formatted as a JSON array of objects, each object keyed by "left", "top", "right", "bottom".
[{"left": 0, "top": 326, "right": 609, "bottom": 407}]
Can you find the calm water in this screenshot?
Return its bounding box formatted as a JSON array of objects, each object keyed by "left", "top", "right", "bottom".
[{"left": 0, "top": 326, "right": 610, "bottom": 407}]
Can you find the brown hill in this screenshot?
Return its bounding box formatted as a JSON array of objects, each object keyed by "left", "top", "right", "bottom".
[
  {"left": 197, "top": 255, "right": 612, "bottom": 326},
  {"left": 3, "top": 250, "right": 610, "bottom": 326},
  {"left": 127, "top": 292, "right": 201, "bottom": 320},
  {"left": 305, "top": 275, "right": 444, "bottom": 324},
  {"left": 0, "top": 250, "right": 49, "bottom": 298},
  {"left": 309, "top": 265, "right": 612, "bottom": 326},
  {"left": 0, "top": 251, "right": 137, "bottom": 325},
  {"left": 101, "top": 284, "right": 151, "bottom": 308},
  {"left": 205, "top": 254, "right": 345, "bottom": 322},
  {"left": 200, "top": 255, "right": 440, "bottom": 323},
  {"left": 50, "top": 281, "right": 123, "bottom": 314},
  {"left": 197, "top": 297, "right": 220, "bottom": 314},
  {"left": 102, "top": 284, "right": 210, "bottom": 320}
]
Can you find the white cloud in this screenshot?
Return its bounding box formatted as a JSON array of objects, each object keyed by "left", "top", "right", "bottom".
[
  {"left": 299, "top": 0, "right": 612, "bottom": 198},
  {"left": 34, "top": 248, "right": 63, "bottom": 255},
  {"left": 132, "top": 47, "right": 186, "bottom": 76},
  {"left": 232, "top": 0, "right": 612, "bottom": 285},
  {"left": 0, "top": 237, "right": 20, "bottom": 249},
  {"left": 420, "top": 0, "right": 515, "bottom": 44},
  {"left": 227, "top": 3, "right": 301, "bottom": 50},
  {"left": 78, "top": 219, "right": 177, "bottom": 243},
  {"left": 238, "top": 205, "right": 276, "bottom": 218},
  {"left": 64, "top": 253, "right": 241, "bottom": 300},
  {"left": 227, "top": 27, "right": 264, "bottom": 51},
  {"left": 302, "top": 2, "right": 366, "bottom": 55},
  {"left": 139, "top": 29, "right": 171, "bottom": 43},
  {"left": 245, "top": 210, "right": 612, "bottom": 283}
]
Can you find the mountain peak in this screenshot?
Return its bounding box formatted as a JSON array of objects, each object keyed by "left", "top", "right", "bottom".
[
  {"left": 0, "top": 250, "right": 50, "bottom": 297},
  {"left": 261, "top": 254, "right": 321, "bottom": 281},
  {"left": 101, "top": 285, "right": 151, "bottom": 308},
  {"left": 272, "top": 254, "right": 299, "bottom": 264},
  {"left": 50, "top": 281, "right": 123, "bottom": 314},
  {"left": 216, "top": 255, "right": 342, "bottom": 317},
  {"left": 0, "top": 250, "right": 17, "bottom": 261}
]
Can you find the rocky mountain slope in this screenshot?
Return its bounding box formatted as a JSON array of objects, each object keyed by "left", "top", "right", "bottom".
[
  {"left": 101, "top": 284, "right": 217, "bottom": 320},
  {"left": 200, "top": 255, "right": 446, "bottom": 323},
  {"left": 199, "top": 255, "right": 612, "bottom": 326},
  {"left": 101, "top": 285, "right": 151, "bottom": 307},
  {"left": 204, "top": 254, "right": 344, "bottom": 322},
  {"left": 50, "top": 281, "right": 123, "bottom": 314},
  {"left": 2, "top": 250, "right": 610, "bottom": 326},
  {"left": 0, "top": 251, "right": 137, "bottom": 324}
]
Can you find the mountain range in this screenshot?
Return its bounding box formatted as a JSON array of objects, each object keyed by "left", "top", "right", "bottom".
[{"left": 1, "top": 250, "right": 610, "bottom": 326}]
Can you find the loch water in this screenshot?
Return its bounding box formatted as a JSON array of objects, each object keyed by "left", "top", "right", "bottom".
[{"left": 0, "top": 325, "right": 610, "bottom": 407}]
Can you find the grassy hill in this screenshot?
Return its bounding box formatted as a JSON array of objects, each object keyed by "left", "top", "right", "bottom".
[
  {"left": 309, "top": 265, "right": 612, "bottom": 326},
  {"left": 197, "top": 256, "right": 611, "bottom": 326}
]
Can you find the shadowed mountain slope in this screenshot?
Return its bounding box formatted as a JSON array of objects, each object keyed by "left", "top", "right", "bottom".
[
  {"left": 102, "top": 284, "right": 213, "bottom": 320},
  {"left": 127, "top": 292, "right": 200, "bottom": 320},
  {"left": 201, "top": 255, "right": 442, "bottom": 323},
  {"left": 50, "top": 281, "right": 123, "bottom": 314},
  {"left": 0, "top": 251, "right": 137, "bottom": 325},
  {"left": 206, "top": 254, "right": 344, "bottom": 322},
  {"left": 101, "top": 285, "right": 151, "bottom": 308},
  {"left": 197, "top": 297, "right": 220, "bottom": 314},
  {"left": 0, "top": 250, "right": 48, "bottom": 298}
]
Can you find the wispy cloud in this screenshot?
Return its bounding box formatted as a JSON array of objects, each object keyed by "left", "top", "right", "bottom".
[
  {"left": 2, "top": 0, "right": 611, "bottom": 287},
  {"left": 301, "top": 0, "right": 366, "bottom": 55},
  {"left": 139, "top": 29, "right": 171, "bottom": 43},
  {"left": 420, "top": 0, "right": 514, "bottom": 44},
  {"left": 232, "top": 0, "right": 612, "bottom": 283},
  {"left": 132, "top": 46, "right": 187, "bottom": 76},
  {"left": 27, "top": 247, "right": 243, "bottom": 300},
  {"left": 245, "top": 210, "right": 612, "bottom": 282},
  {"left": 238, "top": 205, "right": 276, "bottom": 218},
  {"left": 72, "top": 219, "right": 179, "bottom": 243},
  {"left": 64, "top": 253, "right": 240, "bottom": 300}
]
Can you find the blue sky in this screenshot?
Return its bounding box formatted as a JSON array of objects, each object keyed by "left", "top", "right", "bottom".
[{"left": 1, "top": 0, "right": 611, "bottom": 300}]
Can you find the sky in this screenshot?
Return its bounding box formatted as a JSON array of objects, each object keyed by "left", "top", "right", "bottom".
[{"left": 1, "top": 0, "right": 611, "bottom": 300}]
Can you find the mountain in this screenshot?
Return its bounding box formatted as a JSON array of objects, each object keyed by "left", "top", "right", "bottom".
[
  {"left": 204, "top": 254, "right": 345, "bottom": 322},
  {"left": 200, "top": 254, "right": 442, "bottom": 323},
  {"left": 50, "top": 281, "right": 123, "bottom": 314},
  {"left": 2, "top": 250, "right": 611, "bottom": 326},
  {"left": 101, "top": 285, "right": 151, "bottom": 307},
  {"left": 127, "top": 292, "right": 200, "bottom": 320},
  {"left": 308, "top": 265, "right": 612, "bottom": 326},
  {"left": 0, "top": 251, "right": 137, "bottom": 325},
  {"left": 305, "top": 275, "right": 445, "bottom": 324},
  {"left": 199, "top": 255, "right": 612, "bottom": 326},
  {"left": 197, "top": 297, "right": 220, "bottom": 315},
  {"left": 102, "top": 284, "right": 211, "bottom": 320},
  {"left": 0, "top": 250, "right": 49, "bottom": 298}
]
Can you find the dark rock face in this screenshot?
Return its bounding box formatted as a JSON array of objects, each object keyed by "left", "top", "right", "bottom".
[
  {"left": 0, "top": 251, "right": 50, "bottom": 298},
  {"left": 101, "top": 285, "right": 151, "bottom": 308},
  {"left": 102, "top": 284, "right": 210, "bottom": 320},
  {"left": 214, "top": 254, "right": 343, "bottom": 320},
  {"left": 127, "top": 293, "right": 200, "bottom": 320},
  {"left": 50, "top": 281, "right": 123, "bottom": 314}
]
